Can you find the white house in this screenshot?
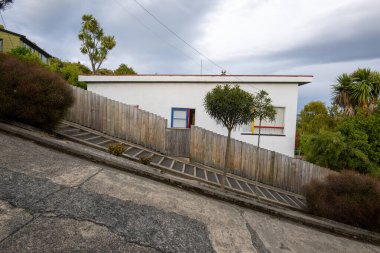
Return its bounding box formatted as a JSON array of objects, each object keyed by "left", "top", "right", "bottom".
[{"left": 79, "top": 74, "right": 313, "bottom": 157}]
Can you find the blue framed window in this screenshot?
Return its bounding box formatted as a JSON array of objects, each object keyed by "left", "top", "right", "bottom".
[{"left": 171, "top": 108, "right": 188, "bottom": 128}]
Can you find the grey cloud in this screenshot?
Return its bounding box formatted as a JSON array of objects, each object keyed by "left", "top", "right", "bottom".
[
  {"left": 266, "top": 2, "right": 380, "bottom": 66},
  {"left": 272, "top": 24, "right": 380, "bottom": 65},
  {"left": 3, "top": 0, "right": 218, "bottom": 72}
]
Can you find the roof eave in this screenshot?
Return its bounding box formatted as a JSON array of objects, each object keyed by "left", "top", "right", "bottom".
[{"left": 79, "top": 75, "right": 313, "bottom": 85}]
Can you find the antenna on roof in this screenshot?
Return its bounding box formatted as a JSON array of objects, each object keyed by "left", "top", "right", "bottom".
[{"left": 221, "top": 70, "right": 227, "bottom": 75}]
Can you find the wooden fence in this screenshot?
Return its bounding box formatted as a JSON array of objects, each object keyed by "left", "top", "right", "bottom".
[
  {"left": 65, "top": 86, "right": 167, "bottom": 153},
  {"left": 65, "top": 86, "right": 335, "bottom": 194},
  {"left": 190, "top": 126, "right": 335, "bottom": 194},
  {"left": 165, "top": 129, "right": 191, "bottom": 157}
]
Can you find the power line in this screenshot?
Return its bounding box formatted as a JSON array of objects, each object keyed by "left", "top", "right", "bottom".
[
  {"left": 130, "top": 0, "right": 260, "bottom": 92},
  {"left": 111, "top": 0, "right": 219, "bottom": 75},
  {"left": 132, "top": 0, "right": 225, "bottom": 72},
  {"left": 112, "top": 0, "right": 261, "bottom": 92},
  {"left": 0, "top": 11, "right": 14, "bottom": 47}
]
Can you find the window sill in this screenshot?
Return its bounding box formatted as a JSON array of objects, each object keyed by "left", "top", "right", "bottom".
[{"left": 241, "top": 133, "right": 286, "bottom": 137}]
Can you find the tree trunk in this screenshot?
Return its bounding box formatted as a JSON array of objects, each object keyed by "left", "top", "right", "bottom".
[
  {"left": 222, "top": 128, "right": 232, "bottom": 189},
  {"left": 254, "top": 118, "right": 262, "bottom": 198},
  {"left": 91, "top": 61, "right": 96, "bottom": 74}
]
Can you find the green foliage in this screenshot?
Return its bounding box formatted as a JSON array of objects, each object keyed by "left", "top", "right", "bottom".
[
  {"left": 48, "top": 58, "right": 90, "bottom": 89},
  {"left": 204, "top": 84, "right": 255, "bottom": 131},
  {"left": 9, "top": 47, "right": 92, "bottom": 90},
  {"left": 332, "top": 68, "right": 380, "bottom": 115},
  {"left": 302, "top": 131, "right": 346, "bottom": 169},
  {"left": 114, "top": 64, "right": 137, "bottom": 75},
  {"left": 9, "top": 46, "right": 43, "bottom": 64},
  {"left": 107, "top": 143, "right": 125, "bottom": 156},
  {"left": 78, "top": 14, "right": 116, "bottom": 74},
  {"left": 304, "top": 171, "right": 380, "bottom": 232},
  {"left": 297, "top": 101, "right": 331, "bottom": 135},
  {"left": 0, "top": 53, "right": 74, "bottom": 130},
  {"left": 0, "top": 0, "right": 13, "bottom": 10},
  {"left": 97, "top": 68, "right": 113, "bottom": 75},
  {"left": 252, "top": 90, "right": 276, "bottom": 127},
  {"left": 299, "top": 101, "right": 380, "bottom": 175},
  {"left": 204, "top": 84, "right": 256, "bottom": 188}
]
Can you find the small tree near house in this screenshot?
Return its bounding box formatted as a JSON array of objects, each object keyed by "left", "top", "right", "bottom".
[
  {"left": 252, "top": 90, "right": 276, "bottom": 195},
  {"left": 114, "top": 64, "right": 137, "bottom": 75},
  {"left": 78, "top": 14, "right": 116, "bottom": 74},
  {"left": 204, "top": 84, "right": 255, "bottom": 189}
]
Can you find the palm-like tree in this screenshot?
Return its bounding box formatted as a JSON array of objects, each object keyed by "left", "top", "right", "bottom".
[
  {"left": 332, "top": 68, "right": 380, "bottom": 115},
  {"left": 332, "top": 73, "right": 355, "bottom": 116},
  {"left": 351, "top": 68, "right": 380, "bottom": 112}
]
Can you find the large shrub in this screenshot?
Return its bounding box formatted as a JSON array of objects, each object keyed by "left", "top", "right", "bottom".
[
  {"left": 48, "top": 58, "right": 91, "bottom": 89},
  {"left": 299, "top": 101, "right": 380, "bottom": 176},
  {"left": 0, "top": 53, "right": 74, "bottom": 130},
  {"left": 304, "top": 171, "right": 380, "bottom": 232},
  {"left": 9, "top": 46, "right": 43, "bottom": 64}
]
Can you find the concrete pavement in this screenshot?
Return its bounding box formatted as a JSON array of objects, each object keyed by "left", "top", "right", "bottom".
[{"left": 0, "top": 131, "right": 379, "bottom": 252}]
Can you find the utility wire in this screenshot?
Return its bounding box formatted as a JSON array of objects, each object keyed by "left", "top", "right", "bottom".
[
  {"left": 112, "top": 0, "right": 219, "bottom": 75},
  {"left": 132, "top": 0, "right": 225, "bottom": 72},
  {"left": 113, "top": 0, "right": 261, "bottom": 92},
  {"left": 131, "top": 0, "right": 260, "bottom": 92},
  {"left": 0, "top": 11, "right": 14, "bottom": 47}
]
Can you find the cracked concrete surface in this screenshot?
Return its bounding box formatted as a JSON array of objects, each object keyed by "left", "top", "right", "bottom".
[
  {"left": 0, "top": 200, "right": 33, "bottom": 242},
  {"left": 1, "top": 216, "right": 161, "bottom": 252},
  {"left": 1, "top": 132, "right": 380, "bottom": 253}
]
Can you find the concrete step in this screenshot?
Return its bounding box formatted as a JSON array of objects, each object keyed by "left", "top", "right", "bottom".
[{"left": 56, "top": 121, "right": 306, "bottom": 210}]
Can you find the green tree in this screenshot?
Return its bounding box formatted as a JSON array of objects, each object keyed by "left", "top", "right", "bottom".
[
  {"left": 252, "top": 90, "right": 276, "bottom": 149},
  {"left": 296, "top": 101, "right": 338, "bottom": 154},
  {"left": 300, "top": 108, "right": 380, "bottom": 176},
  {"left": 0, "top": 0, "right": 13, "bottom": 10},
  {"left": 48, "top": 58, "right": 91, "bottom": 89},
  {"left": 297, "top": 101, "right": 330, "bottom": 135},
  {"left": 78, "top": 14, "right": 116, "bottom": 74},
  {"left": 114, "top": 64, "right": 137, "bottom": 75},
  {"left": 332, "top": 68, "right": 380, "bottom": 115},
  {"left": 252, "top": 90, "right": 276, "bottom": 195},
  {"left": 204, "top": 84, "right": 255, "bottom": 188},
  {"left": 97, "top": 68, "right": 114, "bottom": 75},
  {"left": 9, "top": 46, "right": 43, "bottom": 64},
  {"left": 351, "top": 68, "right": 380, "bottom": 111},
  {"left": 302, "top": 130, "right": 347, "bottom": 169}
]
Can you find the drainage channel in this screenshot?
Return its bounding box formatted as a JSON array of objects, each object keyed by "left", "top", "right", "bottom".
[{"left": 56, "top": 121, "right": 306, "bottom": 210}]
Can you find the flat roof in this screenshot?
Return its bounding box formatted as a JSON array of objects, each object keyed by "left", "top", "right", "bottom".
[{"left": 79, "top": 74, "right": 313, "bottom": 86}]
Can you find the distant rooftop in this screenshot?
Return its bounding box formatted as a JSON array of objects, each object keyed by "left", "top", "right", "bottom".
[{"left": 0, "top": 27, "right": 53, "bottom": 58}]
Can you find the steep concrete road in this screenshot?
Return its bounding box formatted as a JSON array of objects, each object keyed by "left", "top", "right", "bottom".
[{"left": 0, "top": 132, "right": 379, "bottom": 253}]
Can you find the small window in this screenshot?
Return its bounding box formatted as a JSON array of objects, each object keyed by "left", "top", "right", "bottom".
[
  {"left": 40, "top": 54, "right": 47, "bottom": 64},
  {"left": 0, "top": 39, "right": 3, "bottom": 52},
  {"left": 242, "top": 107, "right": 285, "bottom": 135},
  {"left": 171, "top": 108, "right": 195, "bottom": 128}
]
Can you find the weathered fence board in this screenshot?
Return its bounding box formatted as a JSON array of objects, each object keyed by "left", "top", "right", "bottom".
[
  {"left": 65, "top": 86, "right": 335, "bottom": 195},
  {"left": 165, "top": 129, "right": 191, "bottom": 157},
  {"left": 65, "top": 86, "right": 167, "bottom": 153},
  {"left": 189, "top": 126, "right": 335, "bottom": 194}
]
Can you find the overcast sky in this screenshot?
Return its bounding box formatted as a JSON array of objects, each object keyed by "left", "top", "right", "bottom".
[{"left": 2, "top": 0, "right": 380, "bottom": 111}]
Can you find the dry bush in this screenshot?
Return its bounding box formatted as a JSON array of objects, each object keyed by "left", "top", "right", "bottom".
[
  {"left": 304, "top": 170, "right": 380, "bottom": 232},
  {"left": 0, "top": 53, "right": 73, "bottom": 130},
  {"left": 107, "top": 142, "right": 125, "bottom": 156},
  {"left": 139, "top": 155, "right": 152, "bottom": 165}
]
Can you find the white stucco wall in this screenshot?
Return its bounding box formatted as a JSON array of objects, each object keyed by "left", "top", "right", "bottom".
[{"left": 80, "top": 75, "right": 312, "bottom": 157}]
